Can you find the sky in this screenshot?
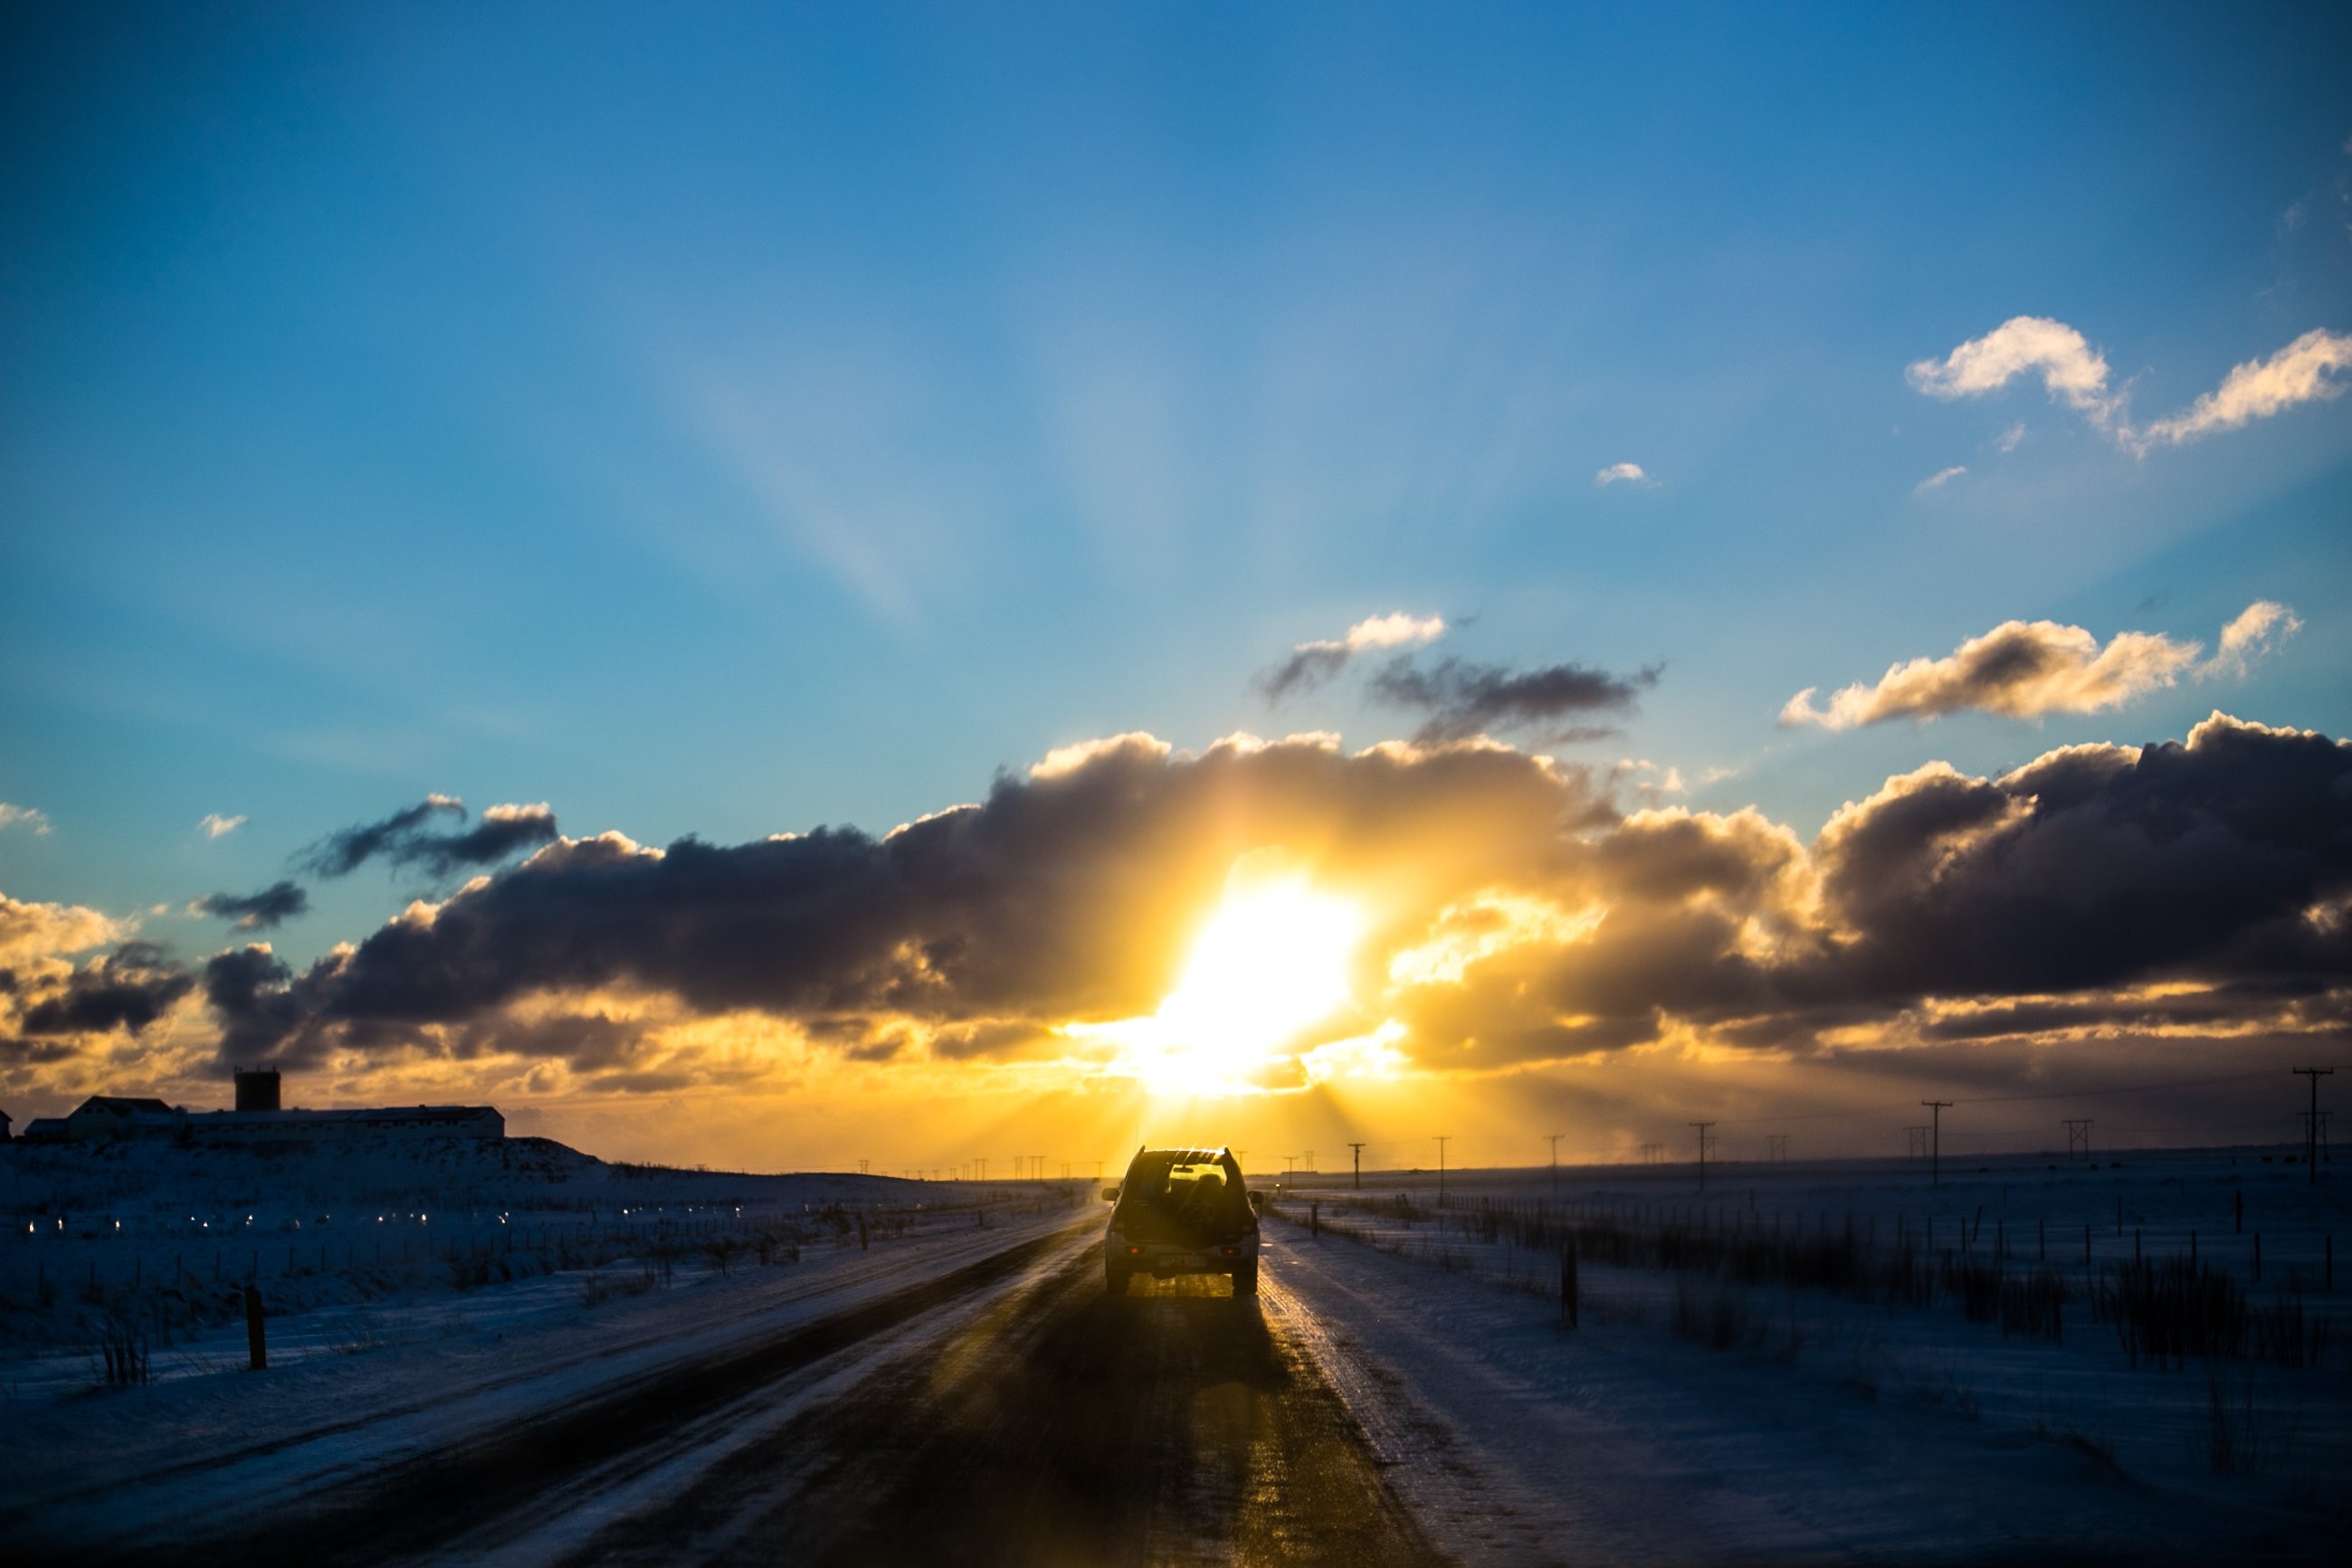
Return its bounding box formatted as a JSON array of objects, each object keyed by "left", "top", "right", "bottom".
[{"left": 3, "top": 3, "right": 2348, "bottom": 1174}]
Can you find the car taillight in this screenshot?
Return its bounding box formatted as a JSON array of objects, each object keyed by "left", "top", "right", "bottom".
[
  {"left": 1126, "top": 1245, "right": 1143, "bottom": 1255},
  {"left": 1220, "top": 1246, "right": 1238, "bottom": 1256}
]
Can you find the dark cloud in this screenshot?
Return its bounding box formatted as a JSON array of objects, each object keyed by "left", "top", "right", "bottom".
[
  {"left": 19, "top": 943, "right": 195, "bottom": 1036},
  {"left": 199, "top": 735, "right": 1608, "bottom": 1067},
  {"left": 194, "top": 881, "right": 309, "bottom": 931},
  {"left": 1371, "top": 657, "right": 1659, "bottom": 745},
  {"left": 203, "top": 945, "right": 306, "bottom": 1061},
  {"left": 169, "top": 713, "right": 2352, "bottom": 1082},
  {"left": 303, "top": 797, "right": 559, "bottom": 880},
  {"left": 1257, "top": 644, "right": 1352, "bottom": 702},
  {"left": 1508, "top": 714, "right": 2352, "bottom": 1060},
  {"left": 1253, "top": 613, "right": 1450, "bottom": 703}
]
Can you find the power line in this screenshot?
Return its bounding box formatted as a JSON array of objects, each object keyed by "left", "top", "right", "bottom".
[
  {"left": 2294, "top": 1068, "right": 2333, "bottom": 1188},
  {"left": 1957, "top": 1069, "right": 2283, "bottom": 1106},
  {"left": 1709, "top": 1066, "right": 2299, "bottom": 1126},
  {"left": 1921, "top": 1100, "right": 1952, "bottom": 1187}
]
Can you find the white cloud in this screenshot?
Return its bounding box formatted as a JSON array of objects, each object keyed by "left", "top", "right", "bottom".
[
  {"left": 1996, "top": 423, "right": 2027, "bottom": 453},
  {"left": 200, "top": 813, "right": 247, "bottom": 839},
  {"left": 2202, "top": 599, "right": 2302, "bottom": 679},
  {"left": 1594, "top": 462, "right": 1651, "bottom": 488},
  {"left": 0, "top": 803, "right": 52, "bottom": 836},
  {"left": 1336, "top": 612, "right": 1446, "bottom": 653},
  {"left": 1258, "top": 613, "right": 1447, "bottom": 699},
  {"left": 0, "top": 890, "right": 120, "bottom": 965},
  {"left": 1914, "top": 465, "right": 1966, "bottom": 493},
  {"left": 1783, "top": 601, "right": 2296, "bottom": 730},
  {"left": 1911, "top": 318, "right": 2352, "bottom": 452},
  {"left": 1907, "top": 317, "right": 2121, "bottom": 427},
  {"left": 2130, "top": 329, "right": 2352, "bottom": 449}
]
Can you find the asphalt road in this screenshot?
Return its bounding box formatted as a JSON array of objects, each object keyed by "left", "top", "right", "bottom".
[
  {"left": 34, "top": 1228, "right": 1438, "bottom": 1568},
  {"left": 570, "top": 1246, "right": 1438, "bottom": 1568}
]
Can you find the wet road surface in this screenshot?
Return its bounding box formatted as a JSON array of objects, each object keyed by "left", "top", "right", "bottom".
[{"left": 570, "top": 1244, "right": 1435, "bottom": 1568}]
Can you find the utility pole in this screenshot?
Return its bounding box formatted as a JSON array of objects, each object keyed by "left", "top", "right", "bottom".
[
  {"left": 1690, "top": 1122, "right": 1715, "bottom": 1193},
  {"left": 1766, "top": 1134, "right": 1787, "bottom": 1164},
  {"left": 1304, "top": 1149, "right": 1315, "bottom": 1174},
  {"left": 2062, "top": 1118, "right": 2091, "bottom": 1161},
  {"left": 1547, "top": 1133, "right": 1564, "bottom": 1198},
  {"left": 1903, "top": 1126, "right": 1928, "bottom": 1159},
  {"left": 2293, "top": 1069, "right": 2333, "bottom": 1186},
  {"left": 1921, "top": 1101, "right": 1952, "bottom": 1187},
  {"left": 1348, "top": 1142, "right": 1366, "bottom": 1189},
  {"left": 1282, "top": 1155, "right": 1298, "bottom": 1177},
  {"left": 1434, "top": 1136, "right": 1450, "bottom": 1205}
]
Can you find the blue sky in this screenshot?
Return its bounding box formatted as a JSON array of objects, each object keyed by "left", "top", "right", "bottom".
[{"left": 2, "top": 5, "right": 2348, "bottom": 1163}]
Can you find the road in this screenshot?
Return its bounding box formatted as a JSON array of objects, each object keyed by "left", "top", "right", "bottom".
[{"left": 11, "top": 1221, "right": 1440, "bottom": 1568}]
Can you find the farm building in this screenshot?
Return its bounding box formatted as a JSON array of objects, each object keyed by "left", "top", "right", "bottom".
[{"left": 10, "top": 1086, "right": 503, "bottom": 1146}]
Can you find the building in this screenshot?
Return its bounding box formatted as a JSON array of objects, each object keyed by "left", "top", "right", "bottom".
[
  {"left": 185, "top": 1104, "right": 505, "bottom": 1143},
  {"left": 233, "top": 1067, "right": 281, "bottom": 1112},
  {"left": 0, "top": 1107, "right": 11, "bottom": 1143},
  {"left": 64, "top": 1096, "right": 183, "bottom": 1143},
  {"left": 15, "top": 1089, "right": 503, "bottom": 1145}
]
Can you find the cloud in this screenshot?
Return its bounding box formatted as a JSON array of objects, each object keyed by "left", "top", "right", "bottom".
[
  {"left": 1780, "top": 602, "right": 2291, "bottom": 729},
  {"left": 2204, "top": 600, "right": 2302, "bottom": 679},
  {"left": 1915, "top": 465, "right": 1966, "bottom": 493},
  {"left": 2130, "top": 328, "right": 2352, "bottom": 449},
  {"left": 0, "top": 803, "right": 52, "bottom": 836},
  {"left": 1908, "top": 317, "right": 2121, "bottom": 427},
  {"left": 1997, "top": 423, "right": 2026, "bottom": 452},
  {"left": 1257, "top": 613, "right": 1447, "bottom": 700},
  {"left": 199, "top": 734, "right": 1619, "bottom": 1071},
  {"left": 200, "top": 813, "right": 247, "bottom": 839},
  {"left": 1371, "top": 657, "right": 1659, "bottom": 745},
  {"left": 0, "top": 892, "right": 122, "bottom": 967},
  {"left": 17, "top": 943, "right": 195, "bottom": 1038},
  {"left": 193, "top": 881, "right": 310, "bottom": 932},
  {"left": 303, "top": 796, "right": 558, "bottom": 879},
  {"left": 1911, "top": 317, "right": 2352, "bottom": 451},
  {"left": 1594, "top": 462, "right": 1651, "bottom": 488},
  {"left": 14, "top": 709, "right": 2338, "bottom": 1105}
]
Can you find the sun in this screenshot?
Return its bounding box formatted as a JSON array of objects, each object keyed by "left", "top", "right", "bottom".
[{"left": 1072, "top": 877, "right": 1367, "bottom": 1097}]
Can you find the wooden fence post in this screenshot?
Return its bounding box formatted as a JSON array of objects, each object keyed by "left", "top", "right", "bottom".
[{"left": 244, "top": 1285, "right": 267, "bottom": 1371}]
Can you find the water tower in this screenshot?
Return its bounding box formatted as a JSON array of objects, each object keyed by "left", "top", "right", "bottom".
[{"left": 233, "top": 1068, "right": 281, "bottom": 1113}]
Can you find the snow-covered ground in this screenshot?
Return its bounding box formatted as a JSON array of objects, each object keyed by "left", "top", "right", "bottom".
[
  {"left": 1258, "top": 1145, "right": 2351, "bottom": 1563},
  {"left": 7, "top": 1137, "right": 2346, "bottom": 1562},
  {"left": 0, "top": 1136, "right": 1079, "bottom": 1402},
  {"left": 0, "top": 1203, "right": 1093, "bottom": 1557}
]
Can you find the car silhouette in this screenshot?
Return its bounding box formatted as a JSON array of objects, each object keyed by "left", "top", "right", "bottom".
[{"left": 1101, "top": 1145, "right": 1262, "bottom": 1296}]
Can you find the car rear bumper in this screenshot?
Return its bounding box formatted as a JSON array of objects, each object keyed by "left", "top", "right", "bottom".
[{"left": 1107, "top": 1236, "right": 1258, "bottom": 1276}]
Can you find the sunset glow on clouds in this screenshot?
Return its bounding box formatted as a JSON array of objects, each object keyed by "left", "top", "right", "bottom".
[
  {"left": 6, "top": 710, "right": 2347, "bottom": 1166},
  {"left": 2, "top": 6, "right": 2346, "bottom": 1171}
]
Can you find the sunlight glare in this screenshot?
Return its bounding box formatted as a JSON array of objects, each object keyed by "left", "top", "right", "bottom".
[{"left": 1078, "top": 878, "right": 1366, "bottom": 1097}]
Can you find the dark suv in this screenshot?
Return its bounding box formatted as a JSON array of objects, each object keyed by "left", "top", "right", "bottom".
[{"left": 1101, "top": 1145, "right": 1262, "bottom": 1296}]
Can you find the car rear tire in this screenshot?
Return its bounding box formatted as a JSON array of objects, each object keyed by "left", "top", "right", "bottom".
[
  {"left": 1232, "top": 1259, "right": 1259, "bottom": 1296},
  {"left": 1106, "top": 1263, "right": 1131, "bottom": 1296}
]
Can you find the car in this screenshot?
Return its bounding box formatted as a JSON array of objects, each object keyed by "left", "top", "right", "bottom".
[{"left": 1100, "top": 1145, "right": 1263, "bottom": 1296}]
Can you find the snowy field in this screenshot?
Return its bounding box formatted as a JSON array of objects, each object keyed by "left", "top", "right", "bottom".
[
  {"left": 0, "top": 1136, "right": 1075, "bottom": 1402},
  {"left": 5, "top": 1136, "right": 2347, "bottom": 1562},
  {"left": 1257, "top": 1144, "right": 2351, "bottom": 1558}
]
